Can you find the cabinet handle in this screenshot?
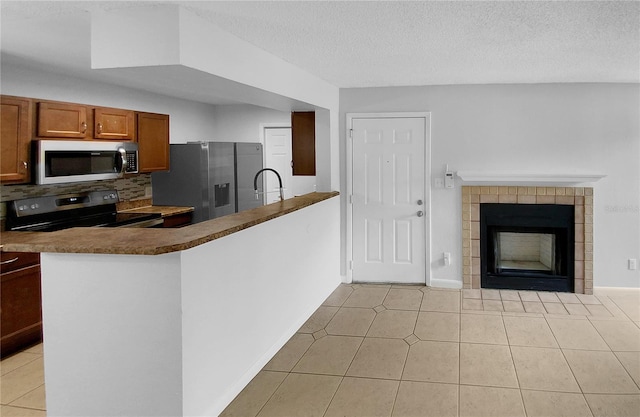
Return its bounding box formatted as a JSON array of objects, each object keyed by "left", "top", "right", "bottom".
[
  {"left": 97, "top": 123, "right": 103, "bottom": 134},
  {"left": 81, "top": 121, "right": 87, "bottom": 133},
  {"left": 1, "top": 257, "right": 19, "bottom": 265}
]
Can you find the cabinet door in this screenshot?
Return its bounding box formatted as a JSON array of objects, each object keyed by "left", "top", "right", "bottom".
[
  {"left": 291, "top": 111, "right": 316, "bottom": 176},
  {"left": 37, "top": 102, "right": 89, "bottom": 138},
  {"left": 0, "top": 252, "right": 40, "bottom": 272},
  {"left": 137, "top": 112, "right": 169, "bottom": 172},
  {"left": 94, "top": 107, "right": 135, "bottom": 140},
  {"left": 1, "top": 264, "right": 42, "bottom": 358},
  {"left": 1, "top": 96, "right": 32, "bottom": 184}
]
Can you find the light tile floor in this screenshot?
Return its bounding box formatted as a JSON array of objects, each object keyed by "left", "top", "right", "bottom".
[
  {"left": 222, "top": 285, "right": 640, "bottom": 417},
  {"left": 1, "top": 285, "right": 639, "bottom": 417},
  {"left": 0, "top": 343, "right": 46, "bottom": 416}
]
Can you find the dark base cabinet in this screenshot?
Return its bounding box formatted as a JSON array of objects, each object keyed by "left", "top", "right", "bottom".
[
  {"left": 1, "top": 252, "right": 42, "bottom": 358},
  {"left": 162, "top": 212, "right": 193, "bottom": 228}
]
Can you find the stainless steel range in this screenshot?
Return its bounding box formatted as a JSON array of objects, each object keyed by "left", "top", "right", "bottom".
[{"left": 5, "top": 190, "right": 163, "bottom": 232}]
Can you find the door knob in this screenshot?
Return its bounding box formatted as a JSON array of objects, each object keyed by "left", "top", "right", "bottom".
[
  {"left": 417, "top": 210, "right": 424, "bottom": 217},
  {"left": 417, "top": 199, "right": 423, "bottom": 206}
]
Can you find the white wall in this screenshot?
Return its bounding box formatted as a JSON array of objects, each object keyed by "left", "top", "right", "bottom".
[
  {"left": 341, "top": 83, "right": 640, "bottom": 288},
  {"left": 38, "top": 196, "right": 341, "bottom": 416},
  {"left": 41, "top": 252, "right": 184, "bottom": 416},
  {"left": 181, "top": 196, "right": 340, "bottom": 416},
  {"left": 211, "top": 104, "right": 290, "bottom": 142},
  {"left": 0, "top": 59, "right": 218, "bottom": 142}
]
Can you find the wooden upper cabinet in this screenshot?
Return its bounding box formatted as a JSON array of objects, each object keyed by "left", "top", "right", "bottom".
[
  {"left": 1, "top": 96, "right": 33, "bottom": 184},
  {"left": 4, "top": 95, "right": 168, "bottom": 180},
  {"left": 94, "top": 107, "right": 135, "bottom": 140},
  {"left": 37, "top": 102, "right": 89, "bottom": 138},
  {"left": 136, "top": 112, "right": 169, "bottom": 173},
  {"left": 291, "top": 111, "right": 316, "bottom": 176}
]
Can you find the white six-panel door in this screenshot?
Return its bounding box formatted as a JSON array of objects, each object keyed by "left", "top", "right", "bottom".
[
  {"left": 264, "top": 127, "right": 293, "bottom": 203},
  {"left": 349, "top": 116, "right": 427, "bottom": 283}
]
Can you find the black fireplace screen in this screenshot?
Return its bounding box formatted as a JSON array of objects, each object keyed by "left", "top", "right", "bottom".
[{"left": 481, "top": 204, "right": 574, "bottom": 292}]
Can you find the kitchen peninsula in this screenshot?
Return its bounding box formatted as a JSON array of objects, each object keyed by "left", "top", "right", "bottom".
[{"left": 0, "top": 192, "right": 340, "bottom": 417}]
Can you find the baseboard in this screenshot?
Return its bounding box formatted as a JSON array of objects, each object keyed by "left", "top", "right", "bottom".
[
  {"left": 594, "top": 286, "right": 640, "bottom": 295},
  {"left": 429, "top": 278, "right": 463, "bottom": 289}
]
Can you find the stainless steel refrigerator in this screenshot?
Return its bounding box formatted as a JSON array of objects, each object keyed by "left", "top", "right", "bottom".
[{"left": 151, "top": 142, "right": 264, "bottom": 224}]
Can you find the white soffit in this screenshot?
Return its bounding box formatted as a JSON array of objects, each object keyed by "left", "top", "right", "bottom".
[
  {"left": 1, "top": 1, "right": 639, "bottom": 89},
  {"left": 89, "top": 5, "right": 337, "bottom": 110}
]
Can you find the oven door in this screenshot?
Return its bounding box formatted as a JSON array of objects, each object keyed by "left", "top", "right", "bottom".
[
  {"left": 114, "top": 218, "right": 164, "bottom": 228},
  {"left": 109, "top": 217, "right": 164, "bottom": 228},
  {"left": 101, "top": 212, "right": 164, "bottom": 228},
  {"left": 35, "top": 140, "right": 138, "bottom": 184}
]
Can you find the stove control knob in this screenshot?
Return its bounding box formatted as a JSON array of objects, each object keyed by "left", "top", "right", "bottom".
[
  {"left": 18, "top": 205, "right": 27, "bottom": 211},
  {"left": 110, "top": 193, "right": 116, "bottom": 199},
  {"left": 30, "top": 204, "right": 39, "bottom": 210}
]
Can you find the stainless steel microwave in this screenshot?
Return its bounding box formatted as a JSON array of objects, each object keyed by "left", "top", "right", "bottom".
[{"left": 35, "top": 140, "right": 138, "bottom": 184}]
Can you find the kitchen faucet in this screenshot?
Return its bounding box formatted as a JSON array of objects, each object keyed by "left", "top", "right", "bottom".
[{"left": 253, "top": 168, "right": 285, "bottom": 202}]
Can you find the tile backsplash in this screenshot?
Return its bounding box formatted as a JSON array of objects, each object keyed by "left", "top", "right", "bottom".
[{"left": 0, "top": 174, "right": 151, "bottom": 221}]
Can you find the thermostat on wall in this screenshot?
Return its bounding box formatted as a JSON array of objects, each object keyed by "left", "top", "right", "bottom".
[{"left": 445, "top": 170, "right": 454, "bottom": 189}]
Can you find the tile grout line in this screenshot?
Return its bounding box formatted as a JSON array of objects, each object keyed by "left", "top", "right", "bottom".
[
  {"left": 601, "top": 294, "right": 637, "bottom": 322},
  {"left": 0, "top": 354, "right": 42, "bottom": 381},
  {"left": 458, "top": 292, "right": 462, "bottom": 417},
  {"left": 498, "top": 312, "right": 527, "bottom": 416},
  {"left": 6, "top": 383, "right": 46, "bottom": 410},
  {"left": 389, "top": 288, "right": 425, "bottom": 417},
  {"left": 376, "top": 283, "right": 409, "bottom": 417},
  {"left": 544, "top": 313, "right": 597, "bottom": 417},
  {"left": 387, "top": 376, "right": 403, "bottom": 417},
  {"left": 319, "top": 375, "right": 345, "bottom": 417},
  {"left": 1, "top": 404, "right": 46, "bottom": 412},
  {"left": 589, "top": 311, "right": 640, "bottom": 394},
  {"left": 613, "top": 351, "right": 640, "bottom": 393},
  {"left": 322, "top": 284, "right": 387, "bottom": 417}
]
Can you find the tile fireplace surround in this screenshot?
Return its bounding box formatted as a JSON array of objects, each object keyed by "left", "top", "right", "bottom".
[{"left": 462, "top": 186, "right": 593, "bottom": 294}]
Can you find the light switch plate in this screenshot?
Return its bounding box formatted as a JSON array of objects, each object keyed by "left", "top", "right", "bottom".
[
  {"left": 629, "top": 259, "right": 637, "bottom": 270},
  {"left": 444, "top": 252, "right": 451, "bottom": 266}
]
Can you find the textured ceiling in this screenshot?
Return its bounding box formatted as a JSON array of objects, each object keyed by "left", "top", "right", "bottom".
[{"left": 1, "top": 0, "right": 639, "bottom": 89}]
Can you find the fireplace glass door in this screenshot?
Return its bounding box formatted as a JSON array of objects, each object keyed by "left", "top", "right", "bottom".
[{"left": 481, "top": 204, "right": 574, "bottom": 292}]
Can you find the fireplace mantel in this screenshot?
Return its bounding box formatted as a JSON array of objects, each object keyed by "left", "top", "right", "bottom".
[{"left": 456, "top": 171, "right": 606, "bottom": 185}]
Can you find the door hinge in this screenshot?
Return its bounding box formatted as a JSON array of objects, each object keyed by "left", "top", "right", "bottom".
[
  {"left": 349, "top": 260, "right": 353, "bottom": 270},
  {"left": 349, "top": 129, "right": 353, "bottom": 139},
  {"left": 349, "top": 194, "right": 353, "bottom": 204}
]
